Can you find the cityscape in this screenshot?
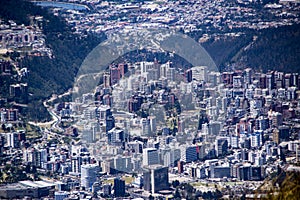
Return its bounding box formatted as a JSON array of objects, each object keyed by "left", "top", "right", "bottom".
[{"left": 0, "top": 0, "right": 300, "bottom": 200}]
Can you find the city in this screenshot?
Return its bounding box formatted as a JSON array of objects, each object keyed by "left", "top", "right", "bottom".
[{"left": 0, "top": 0, "right": 300, "bottom": 200}]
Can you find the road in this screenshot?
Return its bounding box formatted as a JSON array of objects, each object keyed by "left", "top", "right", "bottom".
[{"left": 28, "top": 89, "right": 71, "bottom": 132}]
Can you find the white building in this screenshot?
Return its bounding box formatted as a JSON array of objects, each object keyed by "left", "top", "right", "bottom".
[
  {"left": 191, "top": 66, "right": 208, "bottom": 82},
  {"left": 81, "top": 164, "right": 99, "bottom": 191}
]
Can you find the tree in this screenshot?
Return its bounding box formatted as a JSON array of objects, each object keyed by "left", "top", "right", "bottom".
[
  {"left": 1, "top": 124, "right": 6, "bottom": 131},
  {"left": 172, "top": 180, "right": 180, "bottom": 188},
  {"left": 174, "top": 188, "right": 181, "bottom": 199}
]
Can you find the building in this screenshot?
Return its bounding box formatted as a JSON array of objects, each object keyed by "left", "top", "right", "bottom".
[
  {"left": 114, "top": 178, "right": 125, "bottom": 197},
  {"left": 96, "top": 105, "right": 115, "bottom": 132},
  {"left": 215, "top": 137, "right": 228, "bottom": 157},
  {"left": 180, "top": 145, "right": 198, "bottom": 163},
  {"left": 141, "top": 118, "right": 151, "bottom": 136},
  {"left": 0, "top": 181, "right": 55, "bottom": 199},
  {"left": 55, "top": 191, "right": 69, "bottom": 200},
  {"left": 110, "top": 65, "right": 121, "bottom": 85},
  {"left": 81, "top": 164, "right": 99, "bottom": 191},
  {"left": 102, "top": 184, "right": 112, "bottom": 196},
  {"left": 192, "top": 66, "right": 208, "bottom": 82},
  {"left": 143, "top": 148, "right": 159, "bottom": 166},
  {"left": 103, "top": 72, "right": 111, "bottom": 88},
  {"left": 107, "top": 128, "right": 125, "bottom": 145},
  {"left": 143, "top": 165, "right": 169, "bottom": 194},
  {"left": 211, "top": 166, "right": 231, "bottom": 178},
  {"left": 185, "top": 69, "right": 193, "bottom": 83}
]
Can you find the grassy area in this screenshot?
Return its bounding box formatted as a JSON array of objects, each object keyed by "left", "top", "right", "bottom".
[
  {"left": 25, "top": 123, "right": 42, "bottom": 139},
  {"left": 102, "top": 176, "right": 134, "bottom": 185}
]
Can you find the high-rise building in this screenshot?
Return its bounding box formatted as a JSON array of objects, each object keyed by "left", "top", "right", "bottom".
[
  {"left": 103, "top": 72, "right": 111, "bottom": 88},
  {"left": 107, "top": 128, "right": 125, "bottom": 145},
  {"left": 233, "top": 75, "right": 243, "bottom": 88},
  {"left": 244, "top": 68, "right": 252, "bottom": 84},
  {"left": 215, "top": 137, "right": 228, "bottom": 157},
  {"left": 81, "top": 164, "right": 99, "bottom": 191},
  {"left": 185, "top": 69, "right": 193, "bottom": 83},
  {"left": 177, "top": 160, "right": 184, "bottom": 174},
  {"left": 192, "top": 66, "right": 208, "bottom": 82},
  {"left": 103, "top": 184, "right": 112, "bottom": 196},
  {"left": 166, "top": 67, "right": 175, "bottom": 82},
  {"left": 118, "top": 63, "right": 128, "bottom": 77},
  {"left": 143, "top": 165, "right": 169, "bottom": 194},
  {"left": 251, "top": 130, "right": 263, "bottom": 148},
  {"left": 113, "top": 156, "right": 132, "bottom": 173},
  {"left": 114, "top": 178, "right": 125, "bottom": 197},
  {"left": 110, "top": 65, "right": 121, "bottom": 85},
  {"left": 180, "top": 145, "right": 198, "bottom": 163},
  {"left": 96, "top": 105, "right": 115, "bottom": 132},
  {"left": 140, "top": 61, "right": 154, "bottom": 77},
  {"left": 143, "top": 148, "right": 159, "bottom": 166},
  {"left": 141, "top": 118, "right": 151, "bottom": 136}
]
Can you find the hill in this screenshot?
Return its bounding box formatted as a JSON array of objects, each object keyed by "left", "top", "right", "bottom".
[
  {"left": 0, "top": 0, "right": 105, "bottom": 121},
  {"left": 200, "top": 24, "right": 300, "bottom": 72}
]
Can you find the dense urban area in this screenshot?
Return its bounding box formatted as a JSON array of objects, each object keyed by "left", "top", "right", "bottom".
[{"left": 0, "top": 0, "right": 300, "bottom": 199}]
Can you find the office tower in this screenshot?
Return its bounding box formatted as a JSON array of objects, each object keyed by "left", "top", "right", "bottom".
[
  {"left": 180, "top": 145, "right": 198, "bottom": 163},
  {"left": 143, "top": 165, "right": 169, "bottom": 194},
  {"left": 107, "top": 128, "right": 125, "bottom": 145},
  {"left": 185, "top": 69, "right": 192, "bottom": 82},
  {"left": 141, "top": 118, "right": 151, "bottom": 136},
  {"left": 215, "top": 137, "right": 228, "bottom": 157},
  {"left": 110, "top": 65, "right": 121, "bottom": 85},
  {"left": 244, "top": 68, "right": 252, "bottom": 84},
  {"left": 81, "top": 164, "right": 99, "bottom": 191},
  {"left": 114, "top": 178, "right": 125, "bottom": 197},
  {"left": 103, "top": 184, "right": 112, "bottom": 196},
  {"left": 143, "top": 148, "right": 159, "bottom": 166}
]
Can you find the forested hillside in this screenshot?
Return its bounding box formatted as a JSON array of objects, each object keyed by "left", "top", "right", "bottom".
[
  {"left": 237, "top": 24, "right": 300, "bottom": 72},
  {"left": 200, "top": 24, "right": 300, "bottom": 72}
]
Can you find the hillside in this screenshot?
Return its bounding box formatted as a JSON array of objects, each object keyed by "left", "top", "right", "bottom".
[
  {"left": 237, "top": 24, "right": 300, "bottom": 72},
  {"left": 200, "top": 24, "right": 300, "bottom": 72},
  {"left": 0, "top": 0, "right": 105, "bottom": 121},
  {"left": 263, "top": 170, "right": 300, "bottom": 200}
]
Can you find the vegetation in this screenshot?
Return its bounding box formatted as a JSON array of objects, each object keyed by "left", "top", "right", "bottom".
[
  {"left": 198, "top": 24, "right": 300, "bottom": 73},
  {"left": 0, "top": 0, "right": 106, "bottom": 121},
  {"left": 1, "top": 0, "right": 299, "bottom": 122},
  {"left": 0, "top": 164, "right": 30, "bottom": 183},
  {"left": 237, "top": 24, "right": 300, "bottom": 73},
  {"left": 201, "top": 33, "right": 253, "bottom": 70},
  {"left": 265, "top": 170, "right": 300, "bottom": 200},
  {"left": 172, "top": 182, "right": 222, "bottom": 200}
]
